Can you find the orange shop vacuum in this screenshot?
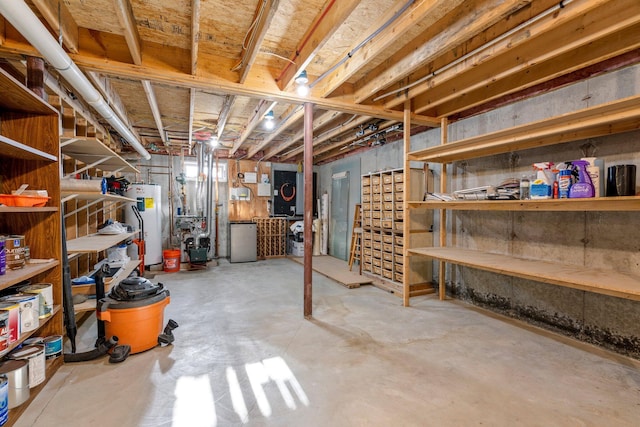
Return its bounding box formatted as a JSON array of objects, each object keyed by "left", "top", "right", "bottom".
[{"left": 97, "top": 277, "right": 177, "bottom": 354}]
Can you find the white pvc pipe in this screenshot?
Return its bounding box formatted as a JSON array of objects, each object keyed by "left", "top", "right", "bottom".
[{"left": 0, "top": 1, "right": 151, "bottom": 160}]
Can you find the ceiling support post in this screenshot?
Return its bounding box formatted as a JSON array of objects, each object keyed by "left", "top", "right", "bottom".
[{"left": 303, "top": 102, "right": 314, "bottom": 319}]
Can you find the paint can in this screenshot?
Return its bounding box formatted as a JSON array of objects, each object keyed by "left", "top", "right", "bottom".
[
  {"left": 0, "top": 376, "right": 7, "bottom": 426},
  {"left": 43, "top": 335, "right": 63, "bottom": 359},
  {"left": 0, "top": 311, "right": 9, "bottom": 357},
  {"left": 0, "top": 295, "right": 39, "bottom": 333},
  {"left": 5, "top": 235, "right": 25, "bottom": 270},
  {"left": 0, "top": 236, "right": 6, "bottom": 276},
  {"left": 22, "top": 337, "right": 43, "bottom": 346},
  {"left": 0, "top": 359, "right": 29, "bottom": 409},
  {"left": 8, "top": 345, "right": 45, "bottom": 388},
  {"left": 0, "top": 303, "right": 20, "bottom": 344},
  {"left": 19, "top": 283, "right": 53, "bottom": 318}
]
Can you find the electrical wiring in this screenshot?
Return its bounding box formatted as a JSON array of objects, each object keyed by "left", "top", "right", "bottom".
[{"left": 231, "top": 0, "right": 268, "bottom": 72}]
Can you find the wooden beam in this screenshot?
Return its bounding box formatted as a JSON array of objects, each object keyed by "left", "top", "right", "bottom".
[
  {"left": 303, "top": 102, "right": 313, "bottom": 318},
  {"left": 249, "top": 110, "right": 340, "bottom": 159},
  {"left": 313, "top": 0, "right": 467, "bottom": 97},
  {"left": 0, "top": 17, "right": 5, "bottom": 46},
  {"left": 189, "top": 0, "right": 200, "bottom": 150},
  {"left": 237, "top": 0, "right": 279, "bottom": 83},
  {"left": 216, "top": 94, "right": 234, "bottom": 139},
  {"left": 113, "top": 0, "right": 142, "bottom": 65},
  {"left": 354, "top": 0, "right": 529, "bottom": 103},
  {"left": 277, "top": 0, "right": 360, "bottom": 90},
  {"left": 191, "top": 0, "right": 200, "bottom": 75},
  {"left": 32, "top": 0, "right": 79, "bottom": 53},
  {"left": 229, "top": 100, "right": 275, "bottom": 155},
  {"left": 86, "top": 71, "right": 134, "bottom": 130},
  {"left": 413, "top": 0, "right": 640, "bottom": 116},
  {"left": 142, "top": 80, "right": 167, "bottom": 146},
  {"left": 250, "top": 106, "right": 304, "bottom": 159},
  {"left": 312, "top": 120, "right": 396, "bottom": 162},
  {"left": 280, "top": 112, "right": 372, "bottom": 161}
]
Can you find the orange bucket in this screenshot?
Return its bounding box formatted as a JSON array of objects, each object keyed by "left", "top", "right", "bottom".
[{"left": 163, "top": 249, "right": 181, "bottom": 273}]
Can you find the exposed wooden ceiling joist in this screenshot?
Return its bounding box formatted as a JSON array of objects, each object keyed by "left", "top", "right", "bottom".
[{"left": 31, "top": 0, "right": 79, "bottom": 53}]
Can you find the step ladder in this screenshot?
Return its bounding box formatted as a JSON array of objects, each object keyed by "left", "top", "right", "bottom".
[{"left": 348, "top": 203, "right": 362, "bottom": 274}]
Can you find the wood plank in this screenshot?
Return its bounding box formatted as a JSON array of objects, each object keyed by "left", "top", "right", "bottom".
[
  {"left": 0, "top": 259, "right": 58, "bottom": 291},
  {"left": 60, "top": 136, "right": 140, "bottom": 173},
  {"left": 409, "top": 247, "right": 640, "bottom": 301},
  {"left": 237, "top": 0, "right": 279, "bottom": 82},
  {"left": 0, "top": 68, "right": 57, "bottom": 114},
  {"left": 408, "top": 95, "right": 640, "bottom": 162},
  {"left": 113, "top": 0, "right": 142, "bottom": 65},
  {"left": 0, "top": 134, "right": 57, "bottom": 161},
  {"left": 66, "top": 231, "right": 137, "bottom": 253},
  {"left": 32, "top": 0, "right": 79, "bottom": 53},
  {"left": 410, "top": 197, "right": 640, "bottom": 211},
  {"left": 290, "top": 255, "right": 372, "bottom": 288},
  {"left": 60, "top": 192, "right": 136, "bottom": 202}
]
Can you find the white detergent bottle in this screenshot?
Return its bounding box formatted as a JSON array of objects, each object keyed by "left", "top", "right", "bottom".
[{"left": 581, "top": 157, "right": 603, "bottom": 197}]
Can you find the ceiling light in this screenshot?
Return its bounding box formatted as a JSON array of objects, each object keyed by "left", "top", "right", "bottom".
[
  {"left": 296, "top": 84, "right": 309, "bottom": 97},
  {"left": 264, "top": 119, "right": 275, "bottom": 130},
  {"left": 295, "top": 69, "right": 308, "bottom": 85},
  {"left": 208, "top": 136, "right": 219, "bottom": 146},
  {"left": 264, "top": 110, "right": 274, "bottom": 120}
]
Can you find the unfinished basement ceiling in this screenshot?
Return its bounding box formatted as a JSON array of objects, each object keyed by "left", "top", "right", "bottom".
[{"left": 0, "top": 0, "right": 638, "bottom": 163}]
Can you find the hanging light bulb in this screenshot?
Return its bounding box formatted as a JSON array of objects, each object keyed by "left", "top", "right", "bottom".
[
  {"left": 264, "top": 109, "right": 275, "bottom": 130},
  {"left": 208, "top": 135, "right": 219, "bottom": 146},
  {"left": 295, "top": 69, "right": 308, "bottom": 85},
  {"left": 295, "top": 69, "right": 309, "bottom": 96}
]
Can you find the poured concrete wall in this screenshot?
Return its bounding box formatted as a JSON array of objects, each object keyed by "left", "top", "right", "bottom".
[{"left": 323, "top": 63, "right": 640, "bottom": 359}]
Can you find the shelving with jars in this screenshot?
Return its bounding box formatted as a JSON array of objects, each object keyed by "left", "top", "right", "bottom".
[
  {"left": 0, "top": 67, "right": 63, "bottom": 424},
  {"left": 404, "top": 94, "right": 640, "bottom": 306},
  {"left": 361, "top": 167, "right": 434, "bottom": 298}
]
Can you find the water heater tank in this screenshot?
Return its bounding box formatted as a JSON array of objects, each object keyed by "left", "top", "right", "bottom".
[{"left": 125, "top": 184, "right": 163, "bottom": 265}]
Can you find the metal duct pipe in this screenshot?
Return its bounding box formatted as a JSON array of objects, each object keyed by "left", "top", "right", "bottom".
[
  {"left": 196, "top": 145, "right": 214, "bottom": 254},
  {"left": 0, "top": 1, "right": 151, "bottom": 160}
]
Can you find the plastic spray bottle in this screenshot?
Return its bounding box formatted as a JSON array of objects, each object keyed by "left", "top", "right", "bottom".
[{"left": 568, "top": 160, "right": 595, "bottom": 198}]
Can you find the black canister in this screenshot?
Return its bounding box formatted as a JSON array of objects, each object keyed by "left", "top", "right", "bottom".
[{"left": 606, "top": 165, "right": 636, "bottom": 196}]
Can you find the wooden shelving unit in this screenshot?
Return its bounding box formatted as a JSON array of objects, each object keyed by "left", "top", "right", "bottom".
[
  {"left": 361, "top": 168, "right": 434, "bottom": 298},
  {"left": 0, "top": 67, "right": 64, "bottom": 425},
  {"left": 404, "top": 94, "right": 640, "bottom": 305}
]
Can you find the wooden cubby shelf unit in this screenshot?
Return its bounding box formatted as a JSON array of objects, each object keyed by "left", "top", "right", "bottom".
[{"left": 409, "top": 247, "right": 640, "bottom": 301}]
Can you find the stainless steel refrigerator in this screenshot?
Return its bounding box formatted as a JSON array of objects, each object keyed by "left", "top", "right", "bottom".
[{"left": 229, "top": 222, "right": 257, "bottom": 263}]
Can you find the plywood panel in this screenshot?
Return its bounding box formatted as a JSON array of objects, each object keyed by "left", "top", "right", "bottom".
[{"left": 227, "top": 159, "right": 271, "bottom": 221}]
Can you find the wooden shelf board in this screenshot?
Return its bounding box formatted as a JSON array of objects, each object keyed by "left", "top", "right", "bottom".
[
  {"left": 408, "top": 95, "right": 640, "bottom": 163},
  {"left": 0, "top": 134, "right": 58, "bottom": 162},
  {"left": 66, "top": 231, "right": 137, "bottom": 253},
  {"left": 60, "top": 191, "right": 136, "bottom": 202},
  {"left": 408, "top": 196, "right": 640, "bottom": 211},
  {"left": 0, "top": 259, "right": 59, "bottom": 291},
  {"left": 0, "top": 68, "right": 58, "bottom": 115},
  {"left": 61, "top": 137, "right": 140, "bottom": 174},
  {"left": 72, "top": 259, "right": 140, "bottom": 297},
  {"left": 408, "top": 247, "right": 640, "bottom": 300},
  {"left": 0, "top": 206, "right": 58, "bottom": 213}
]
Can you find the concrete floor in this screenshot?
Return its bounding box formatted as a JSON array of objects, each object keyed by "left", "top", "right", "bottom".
[{"left": 16, "top": 258, "right": 640, "bottom": 427}]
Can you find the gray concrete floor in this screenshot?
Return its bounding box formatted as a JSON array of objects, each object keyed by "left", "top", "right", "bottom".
[{"left": 16, "top": 258, "right": 640, "bottom": 426}]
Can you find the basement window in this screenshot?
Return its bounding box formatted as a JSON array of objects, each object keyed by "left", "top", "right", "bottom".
[{"left": 184, "top": 161, "right": 227, "bottom": 182}]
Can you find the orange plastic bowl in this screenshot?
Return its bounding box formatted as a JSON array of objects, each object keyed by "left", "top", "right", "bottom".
[{"left": 0, "top": 194, "right": 50, "bottom": 207}]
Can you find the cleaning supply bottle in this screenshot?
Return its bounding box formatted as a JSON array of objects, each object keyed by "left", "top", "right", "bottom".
[
  {"left": 568, "top": 160, "right": 595, "bottom": 198},
  {"left": 581, "top": 157, "right": 603, "bottom": 197},
  {"left": 558, "top": 166, "right": 572, "bottom": 199},
  {"left": 530, "top": 162, "right": 553, "bottom": 199}
]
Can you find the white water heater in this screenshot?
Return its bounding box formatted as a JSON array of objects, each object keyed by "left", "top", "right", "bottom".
[{"left": 125, "top": 184, "right": 162, "bottom": 265}]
